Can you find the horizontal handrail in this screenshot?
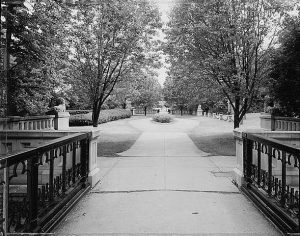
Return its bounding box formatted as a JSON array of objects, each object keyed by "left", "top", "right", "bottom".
[
  {"left": 0, "top": 133, "right": 90, "bottom": 169},
  {"left": 244, "top": 133, "right": 300, "bottom": 156}
]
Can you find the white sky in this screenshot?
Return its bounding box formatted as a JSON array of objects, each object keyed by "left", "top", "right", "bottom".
[{"left": 151, "top": 0, "right": 175, "bottom": 86}]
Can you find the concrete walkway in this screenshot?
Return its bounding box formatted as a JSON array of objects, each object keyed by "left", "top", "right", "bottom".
[{"left": 55, "top": 116, "right": 282, "bottom": 235}]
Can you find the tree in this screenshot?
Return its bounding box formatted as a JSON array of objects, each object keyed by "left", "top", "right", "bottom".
[
  {"left": 67, "top": 0, "right": 162, "bottom": 126},
  {"left": 132, "top": 70, "right": 162, "bottom": 115},
  {"left": 165, "top": 0, "right": 288, "bottom": 127},
  {"left": 1, "top": 0, "right": 72, "bottom": 116},
  {"left": 163, "top": 59, "right": 224, "bottom": 115},
  {"left": 269, "top": 15, "right": 300, "bottom": 117}
]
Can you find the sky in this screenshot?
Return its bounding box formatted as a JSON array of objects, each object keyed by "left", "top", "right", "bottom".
[{"left": 151, "top": 0, "right": 175, "bottom": 86}]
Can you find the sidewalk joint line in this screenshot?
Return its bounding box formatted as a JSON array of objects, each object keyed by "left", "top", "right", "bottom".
[{"left": 90, "top": 189, "right": 241, "bottom": 194}]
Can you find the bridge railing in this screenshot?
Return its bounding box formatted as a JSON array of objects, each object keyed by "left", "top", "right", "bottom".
[
  {"left": 242, "top": 133, "right": 300, "bottom": 233},
  {"left": 0, "top": 132, "right": 90, "bottom": 234}
]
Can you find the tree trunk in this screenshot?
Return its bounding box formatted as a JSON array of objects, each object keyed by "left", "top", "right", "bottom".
[
  {"left": 144, "top": 107, "right": 147, "bottom": 116},
  {"left": 92, "top": 102, "right": 101, "bottom": 127},
  {"left": 180, "top": 107, "right": 183, "bottom": 116},
  {"left": 233, "top": 96, "right": 240, "bottom": 129}
]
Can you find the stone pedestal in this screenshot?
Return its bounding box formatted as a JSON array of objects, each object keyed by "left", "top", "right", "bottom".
[
  {"left": 197, "top": 105, "right": 203, "bottom": 116},
  {"left": 260, "top": 113, "right": 272, "bottom": 130},
  {"left": 126, "top": 100, "right": 132, "bottom": 110},
  {"left": 88, "top": 129, "right": 101, "bottom": 187},
  {"left": 54, "top": 112, "right": 70, "bottom": 130}
]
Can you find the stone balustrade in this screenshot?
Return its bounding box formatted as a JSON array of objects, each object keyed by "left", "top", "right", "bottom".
[
  {"left": 260, "top": 114, "right": 300, "bottom": 131},
  {"left": 0, "top": 115, "right": 55, "bottom": 131}
]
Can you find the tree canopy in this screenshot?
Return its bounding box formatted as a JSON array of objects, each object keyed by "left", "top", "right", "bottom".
[
  {"left": 269, "top": 14, "right": 300, "bottom": 117},
  {"left": 164, "top": 0, "right": 288, "bottom": 127},
  {"left": 66, "top": 0, "right": 162, "bottom": 126},
  {"left": 1, "top": 0, "right": 72, "bottom": 116}
]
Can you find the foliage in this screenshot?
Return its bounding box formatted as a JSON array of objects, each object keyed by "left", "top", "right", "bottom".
[
  {"left": 69, "top": 108, "right": 131, "bottom": 126},
  {"left": 104, "top": 68, "right": 162, "bottom": 109},
  {"left": 269, "top": 15, "right": 300, "bottom": 117},
  {"left": 131, "top": 70, "right": 162, "bottom": 109},
  {"left": 164, "top": 0, "right": 289, "bottom": 127},
  {"left": 152, "top": 113, "right": 173, "bottom": 123},
  {"left": 67, "top": 110, "right": 92, "bottom": 115},
  {"left": 66, "top": 0, "right": 162, "bottom": 126},
  {"left": 1, "top": 1, "right": 72, "bottom": 116}
]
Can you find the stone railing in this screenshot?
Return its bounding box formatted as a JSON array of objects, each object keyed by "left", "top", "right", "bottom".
[
  {"left": 0, "top": 115, "right": 55, "bottom": 131},
  {"left": 0, "top": 112, "right": 71, "bottom": 131},
  {"left": 260, "top": 114, "right": 300, "bottom": 131}
]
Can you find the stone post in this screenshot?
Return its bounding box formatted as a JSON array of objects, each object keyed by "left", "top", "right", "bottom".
[
  {"left": 54, "top": 112, "right": 70, "bottom": 130},
  {"left": 88, "top": 129, "right": 101, "bottom": 187},
  {"left": 125, "top": 100, "right": 132, "bottom": 110},
  {"left": 233, "top": 128, "right": 265, "bottom": 188},
  {"left": 197, "top": 105, "right": 203, "bottom": 116}
]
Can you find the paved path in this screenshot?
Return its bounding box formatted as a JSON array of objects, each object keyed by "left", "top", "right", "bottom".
[{"left": 55, "top": 116, "right": 281, "bottom": 235}]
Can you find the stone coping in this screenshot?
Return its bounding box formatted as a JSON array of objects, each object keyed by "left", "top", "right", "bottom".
[
  {"left": 234, "top": 128, "right": 300, "bottom": 140},
  {"left": 0, "top": 115, "right": 55, "bottom": 122},
  {"left": 260, "top": 113, "right": 300, "bottom": 122},
  {"left": 0, "top": 129, "right": 100, "bottom": 139}
]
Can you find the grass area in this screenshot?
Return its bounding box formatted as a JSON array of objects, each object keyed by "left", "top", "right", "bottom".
[
  {"left": 189, "top": 132, "right": 235, "bottom": 156},
  {"left": 97, "top": 132, "right": 141, "bottom": 157}
]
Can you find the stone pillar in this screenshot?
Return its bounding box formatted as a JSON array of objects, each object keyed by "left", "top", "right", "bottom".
[
  {"left": 233, "top": 128, "right": 265, "bottom": 188},
  {"left": 88, "top": 130, "right": 101, "bottom": 187},
  {"left": 54, "top": 112, "right": 70, "bottom": 130},
  {"left": 233, "top": 128, "right": 244, "bottom": 188},
  {"left": 125, "top": 100, "right": 132, "bottom": 110},
  {"left": 197, "top": 105, "right": 203, "bottom": 116},
  {"left": 260, "top": 113, "right": 272, "bottom": 130}
]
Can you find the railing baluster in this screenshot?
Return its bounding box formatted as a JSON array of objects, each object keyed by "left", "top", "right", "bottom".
[
  {"left": 62, "top": 145, "right": 67, "bottom": 194},
  {"left": 80, "top": 139, "right": 89, "bottom": 185},
  {"left": 268, "top": 145, "right": 273, "bottom": 196},
  {"left": 257, "top": 143, "right": 261, "bottom": 186},
  {"left": 27, "top": 153, "right": 39, "bottom": 230},
  {"left": 72, "top": 142, "right": 76, "bottom": 184},
  {"left": 49, "top": 150, "right": 54, "bottom": 202},
  {"left": 298, "top": 156, "right": 300, "bottom": 233},
  {"left": 246, "top": 137, "right": 253, "bottom": 186},
  {"left": 281, "top": 151, "right": 286, "bottom": 206},
  {"left": 3, "top": 166, "right": 9, "bottom": 233}
]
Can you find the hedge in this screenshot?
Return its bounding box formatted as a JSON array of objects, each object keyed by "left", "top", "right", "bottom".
[
  {"left": 67, "top": 110, "right": 92, "bottom": 115},
  {"left": 69, "top": 108, "right": 131, "bottom": 126},
  {"left": 152, "top": 113, "right": 173, "bottom": 123}
]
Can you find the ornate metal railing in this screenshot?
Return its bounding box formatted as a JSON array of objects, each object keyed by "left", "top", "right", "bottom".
[
  {"left": 0, "top": 132, "right": 90, "bottom": 234},
  {"left": 242, "top": 133, "right": 300, "bottom": 233}
]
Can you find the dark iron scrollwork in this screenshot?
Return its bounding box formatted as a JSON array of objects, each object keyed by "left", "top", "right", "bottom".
[
  {"left": 9, "top": 161, "right": 27, "bottom": 181},
  {"left": 2, "top": 133, "right": 90, "bottom": 233}
]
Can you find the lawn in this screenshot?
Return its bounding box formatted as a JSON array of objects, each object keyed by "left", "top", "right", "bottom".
[
  {"left": 97, "top": 132, "right": 141, "bottom": 157},
  {"left": 189, "top": 132, "right": 235, "bottom": 156}
]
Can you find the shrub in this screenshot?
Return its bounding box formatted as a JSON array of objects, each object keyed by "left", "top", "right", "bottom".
[
  {"left": 152, "top": 113, "right": 173, "bottom": 123},
  {"left": 69, "top": 108, "right": 131, "bottom": 126},
  {"left": 67, "top": 110, "right": 92, "bottom": 115}
]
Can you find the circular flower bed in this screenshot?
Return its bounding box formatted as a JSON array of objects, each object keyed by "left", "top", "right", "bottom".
[{"left": 152, "top": 113, "right": 174, "bottom": 123}]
